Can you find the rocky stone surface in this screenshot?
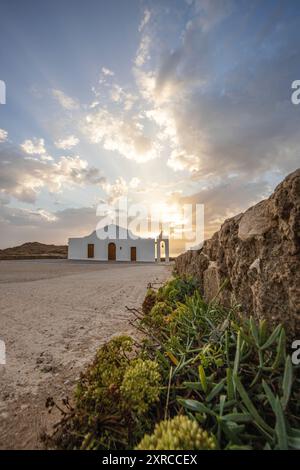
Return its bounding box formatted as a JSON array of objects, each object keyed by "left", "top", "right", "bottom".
[{"left": 175, "top": 169, "right": 300, "bottom": 334}]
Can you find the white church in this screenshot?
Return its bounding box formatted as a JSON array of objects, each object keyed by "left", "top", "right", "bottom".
[{"left": 68, "top": 224, "right": 169, "bottom": 263}]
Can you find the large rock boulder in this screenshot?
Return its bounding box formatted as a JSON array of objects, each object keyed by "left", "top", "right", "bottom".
[{"left": 175, "top": 169, "right": 300, "bottom": 334}]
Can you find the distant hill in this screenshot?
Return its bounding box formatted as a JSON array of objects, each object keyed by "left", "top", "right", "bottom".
[{"left": 0, "top": 242, "right": 68, "bottom": 260}]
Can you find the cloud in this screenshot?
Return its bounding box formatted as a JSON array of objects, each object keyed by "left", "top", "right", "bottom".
[
  {"left": 83, "top": 107, "right": 160, "bottom": 162},
  {"left": 0, "top": 128, "right": 8, "bottom": 142},
  {"left": 102, "top": 176, "right": 142, "bottom": 204},
  {"left": 138, "top": 8, "right": 151, "bottom": 32},
  {"left": 54, "top": 135, "right": 80, "bottom": 150},
  {"left": 154, "top": 49, "right": 184, "bottom": 100},
  {"left": 20, "top": 138, "right": 53, "bottom": 161},
  {"left": 131, "top": 0, "right": 300, "bottom": 185},
  {"left": 3, "top": 2, "right": 298, "bottom": 252},
  {"left": 180, "top": 176, "right": 271, "bottom": 238},
  {"left": 189, "top": 0, "right": 233, "bottom": 33},
  {"left": 132, "top": 67, "right": 156, "bottom": 102},
  {"left": 110, "top": 84, "right": 123, "bottom": 102},
  {"left": 53, "top": 155, "right": 105, "bottom": 186},
  {"left": 52, "top": 89, "right": 80, "bottom": 110},
  {"left": 0, "top": 144, "right": 105, "bottom": 204},
  {"left": 0, "top": 205, "right": 58, "bottom": 226},
  {"left": 102, "top": 176, "right": 129, "bottom": 204},
  {"left": 83, "top": 0, "right": 299, "bottom": 183},
  {"left": 135, "top": 9, "right": 152, "bottom": 67},
  {"left": 135, "top": 35, "right": 151, "bottom": 67},
  {"left": 0, "top": 204, "right": 99, "bottom": 248},
  {"left": 167, "top": 149, "right": 199, "bottom": 172},
  {"left": 108, "top": 84, "right": 136, "bottom": 109},
  {"left": 101, "top": 67, "right": 114, "bottom": 76},
  {"left": 21, "top": 137, "right": 46, "bottom": 154}
]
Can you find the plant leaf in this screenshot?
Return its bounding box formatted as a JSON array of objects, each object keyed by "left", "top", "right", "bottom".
[
  {"left": 165, "top": 351, "right": 179, "bottom": 366},
  {"left": 183, "top": 381, "right": 202, "bottom": 391},
  {"left": 281, "top": 356, "right": 293, "bottom": 410},
  {"left": 275, "top": 397, "right": 288, "bottom": 450},
  {"left": 226, "top": 444, "right": 253, "bottom": 450},
  {"left": 234, "top": 374, "right": 273, "bottom": 434},
  {"left": 287, "top": 436, "right": 300, "bottom": 450},
  {"left": 261, "top": 324, "right": 282, "bottom": 350},
  {"left": 198, "top": 365, "right": 207, "bottom": 394},
  {"left": 226, "top": 368, "right": 234, "bottom": 401},
  {"left": 219, "top": 394, "right": 226, "bottom": 417},
  {"left": 177, "top": 398, "right": 215, "bottom": 416},
  {"left": 272, "top": 327, "right": 286, "bottom": 369},
  {"left": 206, "top": 379, "right": 226, "bottom": 402},
  {"left": 233, "top": 331, "right": 241, "bottom": 389},
  {"left": 262, "top": 380, "right": 277, "bottom": 414},
  {"left": 222, "top": 413, "right": 252, "bottom": 423},
  {"left": 289, "top": 428, "right": 300, "bottom": 438},
  {"left": 259, "top": 319, "right": 268, "bottom": 345}
]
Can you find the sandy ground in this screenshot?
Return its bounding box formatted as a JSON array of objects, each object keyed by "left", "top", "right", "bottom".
[{"left": 0, "top": 260, "right": 171, "bottom": 449}]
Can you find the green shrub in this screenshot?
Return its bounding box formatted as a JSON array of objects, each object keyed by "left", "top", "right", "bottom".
[
  {"left": 75, "top": 335, "right": 133, "bottom": 412},
  {"left": 47, "top": 337, "right": 163, "bottom": 450},
  {"left": 141, "top": 301, "right": 173, "bottom": 329},
  {"left": 120, "top": 359, "right": 161, "bottom": 415},
  {"left": 156, "top": 276, "right": 198, "bottom": 306},
  {"left": 47, "top": 277, "right": 300, "bottom": 451}
]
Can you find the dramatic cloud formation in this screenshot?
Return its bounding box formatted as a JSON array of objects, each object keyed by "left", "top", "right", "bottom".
[
  {"left": 159, "top": 0, "right": 299, "bottom": 181},
  {"left": 80, "top": 0, "right": 300, "bottom": 185}
]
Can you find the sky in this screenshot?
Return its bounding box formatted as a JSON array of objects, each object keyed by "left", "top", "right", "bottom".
[{"left": 0, "top": 0, "right": 299, "bottom": 254}]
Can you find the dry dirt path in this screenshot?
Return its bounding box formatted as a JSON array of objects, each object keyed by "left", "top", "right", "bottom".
[{"left": 0, "top": 260, "right": 171, "bottom": 449}]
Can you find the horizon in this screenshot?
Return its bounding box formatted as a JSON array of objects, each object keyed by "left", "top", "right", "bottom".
[{"left": 1, "top": 0, "right": 300, "bottom": 256}]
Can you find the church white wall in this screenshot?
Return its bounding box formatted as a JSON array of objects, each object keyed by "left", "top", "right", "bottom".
[
  {"left": 68, "top": 232, "right": 155, "bottom": 262},
  {"left": 68, "top": 238, "right": 85, "bottom": 260}
]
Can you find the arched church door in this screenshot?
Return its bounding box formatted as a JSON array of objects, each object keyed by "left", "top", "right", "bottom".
[{"left": 108, "top": 242, "right": 116, "bottom": 261}]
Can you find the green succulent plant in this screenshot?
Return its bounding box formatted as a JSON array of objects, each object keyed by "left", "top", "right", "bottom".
[
  {"left": 157, "top": 276, "right": 198, "bottom": 306},
  {"left": 142, "top": 301, "right": 173, "bottom": 328},
  {"left": 120, "top": 359, "right": 161, "bottom": 415},
  {"left": 75, "top": 335, "right": 133, "bottom": 411},
  {"left": 136, "top": 415, "right": 216, "bottom": 450}
]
